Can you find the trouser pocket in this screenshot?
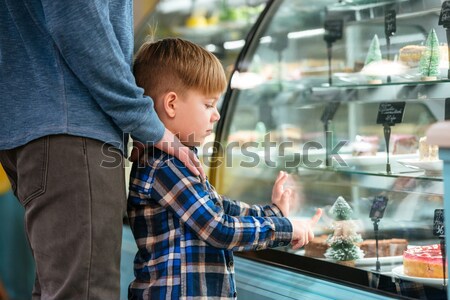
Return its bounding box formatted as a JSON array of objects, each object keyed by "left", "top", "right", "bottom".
[
  {"left": 17, "top": 137, "right": 48, "bottom": 206},
  {"left": 0, "top": 136, "right": 48, "bottom": 206}
]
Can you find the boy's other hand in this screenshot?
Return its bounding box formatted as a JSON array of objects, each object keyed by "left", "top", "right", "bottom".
[
  {"left": 271, "top": 171, "right": 291, "bottom": 217},
  {"left": 129, "top": 129, "right": 205, "bottom": 178},
  {"left": 289, "top": 208, "right": 322, "bottom": 250}
]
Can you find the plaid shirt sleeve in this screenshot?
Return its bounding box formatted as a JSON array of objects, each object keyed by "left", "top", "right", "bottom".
[
  {"left": 148, "top": 158, "right": 293, "bottom": 250},
  {"left": 220, "top": 196, "right": 285, "bottom": 217}
]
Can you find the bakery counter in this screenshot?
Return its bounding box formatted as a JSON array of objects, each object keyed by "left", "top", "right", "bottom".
[
  {"left": 237, "top": 246, "right": 446, "bottom": 299},
  {"left": 235, "top": 248, "right": 448, "bottom": 299},
  {"left": 208, "top": 0, "right": 449, "bottom": 298}
]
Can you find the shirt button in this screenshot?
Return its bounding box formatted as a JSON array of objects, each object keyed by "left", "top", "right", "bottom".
[{"left": 228, "top": 260, "right": 234, "bottom": 268}]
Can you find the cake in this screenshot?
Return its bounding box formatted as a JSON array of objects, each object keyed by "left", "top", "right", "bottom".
[
  {"left": 304, "top": 235, "right": 408, "bottom": 258},
  {"left": 304, "top": 235, "right": 329, "bottom": 258},
  {"left": 352, "top": 135, "right": 379, "bottom": 156},
  {"left": 399, "top": 44, "right": 448, "bottom": 69},
  {"left": 399, "top": 45, "right": 426, "bottom": 67},
  {"left": 359, "top": 238, "right": 408, "bottom": 257},
  {"left": 403, "top": 244, "right": 447, "bottom": 278},
  {"left": 439, "top": 44, "right": 449, "bottom": 68},
  {"left": 419, "top": 136, "right": 439, "bottom": 161},
  {"left": 391, "top": 134, "right": 418, "bottom": 155}
]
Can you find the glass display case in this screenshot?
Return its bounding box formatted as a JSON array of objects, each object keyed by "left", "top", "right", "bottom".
[
  {"left": 208, "top": 0, "right": 450, "bottom": 298},
  {"left": 134, "top": 0, "right": 268, "bottom": 77}
]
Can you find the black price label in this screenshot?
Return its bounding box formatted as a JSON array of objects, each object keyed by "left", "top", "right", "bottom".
[
  {"left": 433, "top": 209, "right": 445, "bottom": 237},
  {"left": 445, "top": 98, "right": 450, "bottom": 120},
  {"left": 321, "top": 102, "right": 340, "bottom": 124},
  {"left": 370, "top": 196, "right": 388, "bottom": 220},
  {"left": 385, "top": 10, "right": 396, "bottom": 36},
  {"left": 324, "top": 19, "right": 343, "bottom": 44},
  {"left": 439, "top": 1, "right": 450, "bottom": 27},
  {"left": 376, "top": 102, "right": 405, "bottom": 125}
]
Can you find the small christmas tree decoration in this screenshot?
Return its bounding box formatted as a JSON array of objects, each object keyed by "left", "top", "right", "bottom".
[
  {"left": 365, "top": 34, "right": 382, "bottom": 66},
  {"left": 363, "top": 35, "right": 383, "bottom": 84},
  {"left": 329, "top": 196, "right": 353, "bottom": 220},
  {"left": 419, "top": 29, "right": 441, "bottom": 81},
  {"left": 325, "top": 196, "right": 364, "bottom": 266}
]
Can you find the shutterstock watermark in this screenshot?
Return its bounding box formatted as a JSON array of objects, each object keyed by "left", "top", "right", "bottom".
[{"left": 100, "top": 132, "right": 349, "bottom": 169}]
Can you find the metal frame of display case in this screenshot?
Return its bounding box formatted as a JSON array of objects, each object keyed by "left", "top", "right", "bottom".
[{"left": 209, "top": 0, "right": 450, "bottom": 299}]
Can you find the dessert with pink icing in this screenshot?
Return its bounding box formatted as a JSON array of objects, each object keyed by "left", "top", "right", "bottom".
[{"left": 403, "top": 244, "right": 447, "bottom": 278}]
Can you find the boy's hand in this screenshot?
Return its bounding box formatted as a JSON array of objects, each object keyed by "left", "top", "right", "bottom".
[
  {"left": 289, "top": 208, "right": 322, "bottom": 250},
  {"left": 271, "top": 171, "right": 291, "bottom": 217},
  {"left": 129, "top": 129, "right": 205, "bottom": 178}
]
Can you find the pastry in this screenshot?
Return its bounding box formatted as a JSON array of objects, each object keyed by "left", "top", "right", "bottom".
[
  {"left": 352, "top": 135, "right": 378, "bottom": 156},
  {"left": 403, "top": 244, "right": 446, "bottom": 278},
  {"left": 391, "top": 134, "right": 418, "bottom": 155},
  {"left": 399, "top": 45, "right": 426, "bottom": 67},
  {"left": 304, "top": 235, "right": 408, "bottom": 258},
  {"left": 419, "top": 136, "right": 439, "bottom": 161}
]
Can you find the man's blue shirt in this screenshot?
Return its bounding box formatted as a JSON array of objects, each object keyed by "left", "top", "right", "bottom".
[{"left": 0, "top": 0, "right": 165, "bottom": 152}]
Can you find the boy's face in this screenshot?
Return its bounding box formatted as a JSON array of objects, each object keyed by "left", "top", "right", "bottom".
[{"left": 172, "top": 89, "right": 221, "bottom": 147}]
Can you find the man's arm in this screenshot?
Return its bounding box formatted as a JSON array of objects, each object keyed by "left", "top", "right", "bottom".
[
  {"left": 41, "top": 2, "right": 202, "bottom": 176},
  {"left": 41, "top": 1, "right": 165, "bottom": 143}
]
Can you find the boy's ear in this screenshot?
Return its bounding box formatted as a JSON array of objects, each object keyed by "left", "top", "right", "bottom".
[{"left": 162, "top": 92, "right": 178, "bottom": 118}]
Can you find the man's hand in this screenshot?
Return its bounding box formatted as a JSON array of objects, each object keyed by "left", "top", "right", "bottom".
[
  {"left": 271, "top": 171, "right": 291, "bottom": 217},
  {"left": 289, "top": 208, "right": 322, "bottom": 250},
  {"left": 129, "top": 129, "right": 205, "bottom": 178}
]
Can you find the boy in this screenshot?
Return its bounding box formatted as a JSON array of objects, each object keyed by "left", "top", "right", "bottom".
[{"left": 128, "top": 38, "right": 322, "bottom": 300}]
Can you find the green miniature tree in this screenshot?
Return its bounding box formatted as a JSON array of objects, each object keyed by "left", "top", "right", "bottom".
[
  {"left": 363, "top": 35, "right": 382, "bottom": 83},
  {"left": 364, "top": 34, "right": 382, "bottom": 66},
  {"left": 324, "top": 196, "right": 364, "bottom": 264},
  {"left": 419, "top": 28, "right": 440, "bottom": 80}
]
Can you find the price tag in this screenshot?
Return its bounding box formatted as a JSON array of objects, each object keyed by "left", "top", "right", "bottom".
[
  {"left": 445, "top": 98, "right": 450, "bottom": 120},
  {"left": 320, "top": 102, "right": 340, "bottom": 124},
  {"left": 376, "top": 102, "right": 406, "bottom": 125},
  {"left": 385, "top": 10, "right": 396, "bottom": 37},
  {"left": 369, "top": 196, "right": 388, "bottom": 220},
  {"left": 433, "top": 209, "right": 445, "bottom": 237},
  {"left": 324, "top": 19, "right": 343, "bottom": 44},
  {"left": 439, "top": 1, "right": 450, "bottom": 27}
]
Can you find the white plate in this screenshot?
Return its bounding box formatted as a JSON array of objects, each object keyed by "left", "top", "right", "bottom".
[
  {"left": 355, "top": 255, "right": 403, "bottom": 266},
  {"left": 392, "top": 266, "right": 448, "bottom": 287},
  {"left": 397, "top": 159, "right": 443, "bottom": 175}
]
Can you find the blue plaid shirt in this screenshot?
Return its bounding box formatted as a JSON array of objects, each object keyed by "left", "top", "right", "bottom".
[{"left": 127, "top": 148, "right": 293, "bottom": 300}]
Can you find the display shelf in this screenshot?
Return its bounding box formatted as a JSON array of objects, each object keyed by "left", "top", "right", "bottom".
[
  {"left": 326, "top": 0, "right": 440, "bottom": 23},
  {"left": 309, "top": 80, "right": 450, "bottom": 104},
  {"left": 296, "top": 165, "right": 443, "bottom": 182}
]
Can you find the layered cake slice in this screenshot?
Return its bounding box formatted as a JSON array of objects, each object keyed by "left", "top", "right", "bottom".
[{"left": 403, "top": 244, "right": 447, "bottom": 278}]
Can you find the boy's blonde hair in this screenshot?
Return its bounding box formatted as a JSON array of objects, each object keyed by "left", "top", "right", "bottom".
[{"left": 133, "top": 38, "right": 227, "bottom": 99}]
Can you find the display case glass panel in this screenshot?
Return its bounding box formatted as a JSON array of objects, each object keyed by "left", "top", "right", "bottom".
[
  {"left": 210, "top": 0, "right": 450, "bottom": 298},
  {"left": 134, "top": 0, "right": 268, "bottom": 78}
]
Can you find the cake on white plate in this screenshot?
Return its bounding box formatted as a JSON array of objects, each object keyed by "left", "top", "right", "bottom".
[{"left": 403, "top": 244, "right": 447, "bottom": 278}]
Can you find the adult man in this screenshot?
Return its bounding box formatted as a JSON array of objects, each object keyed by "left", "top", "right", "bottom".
[{"left": 0, "top": 1, "right": 201, "bottom": 299}]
